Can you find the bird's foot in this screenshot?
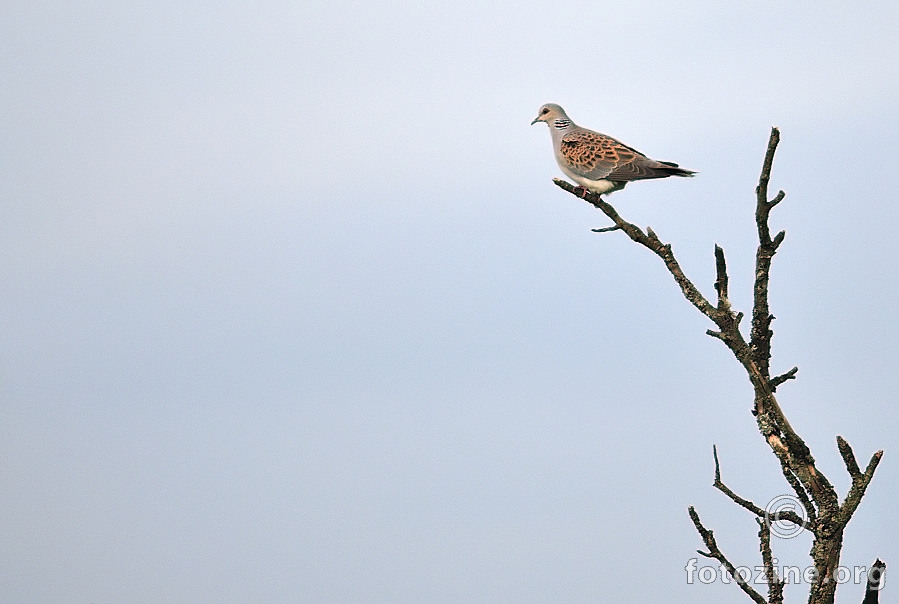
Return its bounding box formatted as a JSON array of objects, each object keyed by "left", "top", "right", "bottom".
[{"left": 573, "top": 186, "right": 590, "bottom": 199}]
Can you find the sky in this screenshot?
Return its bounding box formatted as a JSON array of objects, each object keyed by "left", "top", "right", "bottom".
[{"left": 1, "top": 1, "right": 898, "bottom": 602}]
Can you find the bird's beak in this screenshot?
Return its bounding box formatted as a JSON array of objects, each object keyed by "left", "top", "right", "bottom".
[{"left": 530, "top": 116, "right": 541, "bottom": 125}]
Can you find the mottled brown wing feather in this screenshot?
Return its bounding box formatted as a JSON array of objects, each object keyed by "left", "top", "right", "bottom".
[
  {"left": 606, "top": 157, "right": 694, "bottom": 181},
  {"left": 560, "top": 130, "right": 641, "bottom": 180},
  {"left": 605, "top": 159, "right": 663, "bottom": 181}
]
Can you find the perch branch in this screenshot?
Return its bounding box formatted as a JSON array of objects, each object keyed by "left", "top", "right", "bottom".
[{"left": 553, "top": 178, "right": 719, "bottom": 320}]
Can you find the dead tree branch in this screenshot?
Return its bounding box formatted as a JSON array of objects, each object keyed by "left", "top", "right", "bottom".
[
  {"left": 552, "top": 127, "right": 883, "bottom": 604},
  {"left": 757, "top": 516, "right": 785, "bottom": 604},
  {"left": 689, "top": 506, "right": 768, "bottom": 604},
  {"left": 712, "top": 445, "right": 804, "bottom": 526}
]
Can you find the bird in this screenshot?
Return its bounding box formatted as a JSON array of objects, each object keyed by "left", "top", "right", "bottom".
[{"left": 531, "top": 103, "right": 695, "bottom": 195}]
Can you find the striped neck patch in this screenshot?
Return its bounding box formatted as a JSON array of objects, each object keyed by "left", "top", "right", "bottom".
[{"left": 553, "top": 119, "right": 571, "bottom": 129}]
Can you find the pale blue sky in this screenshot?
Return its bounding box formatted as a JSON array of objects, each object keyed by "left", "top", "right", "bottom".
[{"left": 2, "top": 1, "right": 897, "bottom": 602}]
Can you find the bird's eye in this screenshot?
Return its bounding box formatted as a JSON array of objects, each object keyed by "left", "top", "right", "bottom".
[{"left": 541, "top": 107, "right": 549, "bottom": 114}]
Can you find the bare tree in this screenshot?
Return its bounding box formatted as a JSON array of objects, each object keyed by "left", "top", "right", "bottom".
[{"left": 552, "top": 128, "right": 883, "bottom": 604}]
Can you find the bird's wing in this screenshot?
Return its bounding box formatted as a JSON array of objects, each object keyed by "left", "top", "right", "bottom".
[
  {"left": 606, "top": 157, "right": 694, "bottom": 181},
  {"left": 559, "top": 129, "right": 643, "bottom": 180},
  {"left": 605, "top": 158, "right": 665, "bottom": 181}
]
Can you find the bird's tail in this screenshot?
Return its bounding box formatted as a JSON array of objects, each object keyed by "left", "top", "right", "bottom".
[{"left": 659, "top": 161, "right": 696, "bottom": 177}]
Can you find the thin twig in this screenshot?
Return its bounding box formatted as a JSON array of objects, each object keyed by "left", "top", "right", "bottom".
[
  {"left": 836, "top": 436, "right": 861, "bottom": 479},
  {"left": 689, "top": 507, "right": 767, "bottom": 604},
  {"left": 756, "top": 517, "right": 785, "bottom": 604},
  {"left": 714, "top": 245, "right": 731, "bottom": 312},
  {"left": 712, "top": 446, "right": 803, "bottom": 525},
  {"left": 769, "top": 367, "right": 798, "bottom": 391}
]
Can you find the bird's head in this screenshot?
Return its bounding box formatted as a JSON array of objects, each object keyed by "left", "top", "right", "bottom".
[{"left": 531, "top": 103, "right": 568, "bottom": 126}]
